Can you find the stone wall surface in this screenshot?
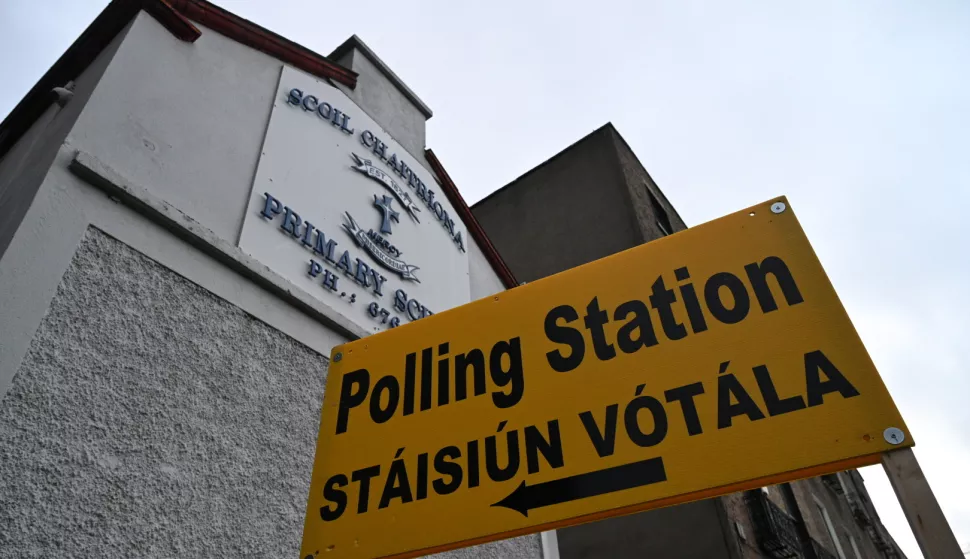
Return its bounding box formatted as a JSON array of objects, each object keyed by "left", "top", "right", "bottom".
[{"left": 0, "top": 227, "right": 328, "bottom": 558}]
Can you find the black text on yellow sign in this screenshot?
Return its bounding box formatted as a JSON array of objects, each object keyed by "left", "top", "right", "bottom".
[{"left": 300, "top": 197, "right": 910, "bottom": 559}]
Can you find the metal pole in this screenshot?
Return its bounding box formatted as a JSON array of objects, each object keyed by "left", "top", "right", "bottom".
[{"left": 881, "top": 448, "right": 962, "bottom": 558}]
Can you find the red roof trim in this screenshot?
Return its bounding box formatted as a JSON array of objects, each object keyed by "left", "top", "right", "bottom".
[
  {"left": 168, "top": 0, "right": 357, "bottom": 89},
  {"left": 144, "top": 0, "right": 201, "bottom": 42},
  {"left": 425, "top": 149, "right": 518, "bottom": 290}
]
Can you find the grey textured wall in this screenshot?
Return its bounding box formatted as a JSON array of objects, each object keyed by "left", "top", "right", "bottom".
[
  {"left": 0, "top": 227, "right": 328, "bottom": 557},
  {"left": 0, "top": 223, "right": 541, "bottom": 559}
]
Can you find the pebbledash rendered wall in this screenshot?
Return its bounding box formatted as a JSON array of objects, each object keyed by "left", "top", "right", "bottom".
[{"left": 0, "top": 10, "right": 540, "bottom": 559}]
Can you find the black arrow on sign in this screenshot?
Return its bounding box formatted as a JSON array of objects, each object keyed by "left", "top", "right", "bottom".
[{"left": 491, "top": 457, "right": 667, "bottom": 517}]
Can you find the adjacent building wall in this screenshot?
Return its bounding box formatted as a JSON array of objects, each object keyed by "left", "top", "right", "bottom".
[
  {"left": 792, "top": 476, "right": 887, "bottom": 559},
  {"left": 472, "top": 124, "right": 641, "bottom": 284},
  {"left": 722, "top": 491, "right": 766, "bottom": 559},
  {"left": 558, "top": 500, "right": 739, "bottom": 559},
  {"left": 609, "top": 126, "right": 687, "bottom": 239}
]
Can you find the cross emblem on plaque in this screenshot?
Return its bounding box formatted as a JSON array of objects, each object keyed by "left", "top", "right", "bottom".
[{"left": 373, "top": 194, "right": 400, "bottom": 235}]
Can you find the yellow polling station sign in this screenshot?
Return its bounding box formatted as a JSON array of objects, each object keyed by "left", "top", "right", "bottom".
[{"left": 299, "top": 197, "right": 910, "bottom": 559}]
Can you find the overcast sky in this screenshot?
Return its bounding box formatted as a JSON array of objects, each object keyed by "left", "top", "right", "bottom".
[{"left": 1, "top": 0, "right": 967, "bottom": 556}]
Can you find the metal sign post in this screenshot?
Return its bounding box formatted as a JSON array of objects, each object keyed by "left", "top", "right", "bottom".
[{"left": 881, "top": 447, "right": 962, "bottom": 558}]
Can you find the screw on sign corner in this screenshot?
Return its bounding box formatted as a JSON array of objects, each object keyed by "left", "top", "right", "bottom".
[
  {"left": 334, "top": 352, "right": 342, "bottom": 362},
  {"left": 770, "top": 202, "right": 787, "bottom": 214},
  {"left": 883, "top": 427, "right": 905, "bottom": 445}
]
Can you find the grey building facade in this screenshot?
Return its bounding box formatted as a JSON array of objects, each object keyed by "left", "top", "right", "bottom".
[{"left": 473, "top": 123, "right": 908, "bottom": 559}]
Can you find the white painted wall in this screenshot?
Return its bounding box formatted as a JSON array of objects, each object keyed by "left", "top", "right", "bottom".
[{"left": 67, "top": 12, "right": 280, "bottom": 244}]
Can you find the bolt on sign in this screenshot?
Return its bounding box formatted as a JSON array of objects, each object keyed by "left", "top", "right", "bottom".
[{"left": 299, "top": 197, "right": 911, "bottom": 559}]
